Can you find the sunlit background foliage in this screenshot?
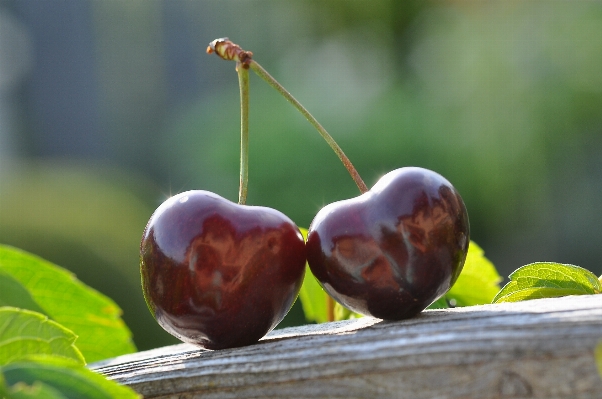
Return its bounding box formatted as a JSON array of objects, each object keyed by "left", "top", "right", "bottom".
[{"left": 1, "top": 0, "right": 602, "bottom": 351}]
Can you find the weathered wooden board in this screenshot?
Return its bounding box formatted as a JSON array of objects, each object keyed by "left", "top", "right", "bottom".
[{"left": 90, "top": 295, "right": 602, "bottom": 398}]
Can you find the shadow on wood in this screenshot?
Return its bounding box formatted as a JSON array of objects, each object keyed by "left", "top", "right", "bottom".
[{"left": 90, "top": 295, "right": 602, "bottom": 398}]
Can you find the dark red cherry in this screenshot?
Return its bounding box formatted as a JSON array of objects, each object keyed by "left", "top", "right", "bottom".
[
  {"left": 306, "top": 167, "right": 469, "bottom": 320},
  {"left": 140, "top": 190, "right": 306, "bottom": 349}
]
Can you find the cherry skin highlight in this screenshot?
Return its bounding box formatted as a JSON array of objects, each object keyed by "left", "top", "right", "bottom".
[
  {"left": 306, "top": 167, "right": 469, "bottom": 320},
  {"left": 140, "top": 190, "right": 306, "bottom": 350}
]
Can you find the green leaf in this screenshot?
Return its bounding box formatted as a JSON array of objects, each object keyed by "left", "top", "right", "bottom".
[
  {"left": 0, "top": 356, "right": 140, "bottom": 399},
  {"left": 445, "top": 241, "right": 502, "bottom": 306},
  {"left": 0, "top": 245, "right": 135, "bottom": 363},
  {"left": 0, "top": 372, "right": 67, "bottom": 399},
  {"left": 493, "top": 262, "right": 602, "bottom": 303},
  {"left": 0, "top": 307, "right": 85, "bottom": 366},
  {"left": 297, "top": 228, "right": 329, "bottom": 323},
  {"left": 595, "top": 340, "right": 602, "bottom": 380},
  {"left": 493, "top": 286, "right": 590, "bottom": 303},
  {"left": 298, "top": 265, "right": 329, "bottom": 323},
  {"left": 0, "top": 272, "right": 46, "bottom": 315}
]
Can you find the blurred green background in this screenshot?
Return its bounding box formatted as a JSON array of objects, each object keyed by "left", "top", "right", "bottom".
[{"left": 1, "top": 0, "right": 602, "bottom": 352}]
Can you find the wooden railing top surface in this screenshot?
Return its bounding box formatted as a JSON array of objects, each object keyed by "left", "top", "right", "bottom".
[{"left": 91, "top": 295, "right": 602, "bottom": 399}]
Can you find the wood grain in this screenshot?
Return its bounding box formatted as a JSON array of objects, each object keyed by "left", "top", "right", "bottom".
[{"left": 90, "top": 295, "right": 602, "bottom": 398}]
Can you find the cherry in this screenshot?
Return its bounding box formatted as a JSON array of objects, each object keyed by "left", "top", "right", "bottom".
[
  {"left": 306, "top": 167, "right": 469, "bottom": 320},
  {"left": 140, "top": 190, "right": 306, "bottom": 349}
]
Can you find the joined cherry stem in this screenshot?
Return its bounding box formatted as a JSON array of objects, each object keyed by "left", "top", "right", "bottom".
[{"left": 207, "top": 38, "right": 369, "bottom": 196}]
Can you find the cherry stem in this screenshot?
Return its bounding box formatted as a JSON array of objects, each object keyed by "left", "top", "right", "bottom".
[
  {"left": 206, "top": 38, "right": 368, "bottom": 195},
  {"left": 249, "top": 61, "right": 369, "bottom": 194},
  {"left": 237, "top": 63, "right": 250, "bottom": 205}
]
